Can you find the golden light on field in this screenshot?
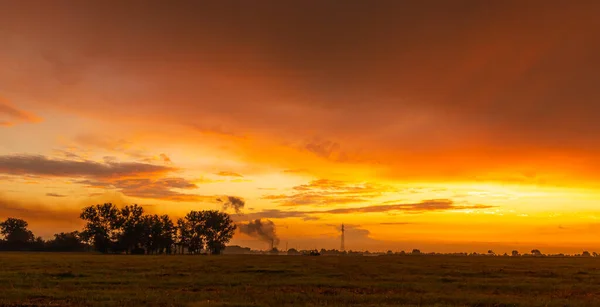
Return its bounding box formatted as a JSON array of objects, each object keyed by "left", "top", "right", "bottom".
[{"left": 2, "top": 1, "right": 600, "bottom": 254}]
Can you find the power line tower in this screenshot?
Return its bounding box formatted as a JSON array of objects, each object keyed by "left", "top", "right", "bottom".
[{"left": 341, "top": 223, "right": 345, "bottom": 251}]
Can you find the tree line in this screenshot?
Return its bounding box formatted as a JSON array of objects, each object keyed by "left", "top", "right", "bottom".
[{"left": 0, "top": 203, "right": 236, "bottom": 255}]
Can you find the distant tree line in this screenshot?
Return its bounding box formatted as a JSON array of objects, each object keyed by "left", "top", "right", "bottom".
[{"left": 0, "top": 204, "right": 236, "bottom": 255}]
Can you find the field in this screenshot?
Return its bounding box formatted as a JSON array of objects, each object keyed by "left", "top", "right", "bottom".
[{"left": 2, "top": 253, "right": 600, "bottom": 306}]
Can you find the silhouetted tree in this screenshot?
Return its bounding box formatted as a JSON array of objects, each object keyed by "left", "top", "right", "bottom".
[
  {"left": 116, "top": 204, "right": 146, "bottom": 254},
  {"left": 511, "top": 250, "right": 519, "bottom": 257},
  {"left": 0, "top": 218, "right": 35, "bottom": 249},
  {"left": 158, "top": 214, "right": 175, "bottom": 254},
  {"left": 412, "top": 249, "right": 421, "bottom": 255},
  {"left": 176, "top": 218, "right": 191, "bottom": 254},
  {"left": 141, "top": 214, "right": 161, "bottom": 254},
  {"left": 582, "top": 251, "right": 591, "bottom": 257},
  {"left": 531, "top": 249, "right": 542, "bottom": 256},
  {"left": 140, "top": 214, "right": 175, "bottom": 254},
  {"left": 46, "top": 231, "right": 86, "bottom": 252},
  {"left": 183, "top": 211, "right": 205, "bottom": 254},
  {"left": 199, "top": 210, "right": 236, "bottom": 255},
  {"left": 80, "top": 203, "right": 120, "bottom": 253}
]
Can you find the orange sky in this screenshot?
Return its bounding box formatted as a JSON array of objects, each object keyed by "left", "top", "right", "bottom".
[{"left": 2, "top": 1, "right": 600, "bottom": 254}]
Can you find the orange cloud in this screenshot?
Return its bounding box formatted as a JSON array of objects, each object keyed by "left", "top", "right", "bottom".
[
  {"left": 311, "top": 199, "right": 494, "bottom": 215},
  {"left": 0, "top": 98, "right": 42, "bottom": 126},
  {"left": 264, "top": 179, "right": 394, "bottom": 207},
  {"left": 215, "top": 171, "right": 244, "bottom": 178}
]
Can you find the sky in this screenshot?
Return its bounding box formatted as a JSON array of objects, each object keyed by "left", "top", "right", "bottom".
[{"left": 1, "top": 1, "right": 600, "bottom": 254}]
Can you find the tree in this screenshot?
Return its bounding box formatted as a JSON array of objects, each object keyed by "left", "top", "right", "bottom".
[
  {"left": 199, "top": 210, "right": 236, "bottom": 255},
  {"left": 140, "top": 214, "right": 175, "bottom": 254},
  {"left": 0, "top": 218, "right": 34, "bottom": 246},
  {"left": 80, "top": 203, "right": 120, "bottom": 253},
  {"left": 117, "top": 204, "right": 146, "bottom": 254},
  {"left": 412, "top": 249, "right": 421, "bottom": 255},
  {"left": 46, "top": 231, "right": 85, "bottom": 252},
  {"left": 582, "top": 251, "right": 592, "bottom": 257},
  {"left": 176, "top": 218, "right": 191, "bottom": 254},
  {"left": 487, "top": 250, "right": 495, "bottom": 256},
  {"left": 511, "top": 250, "right": 520, "bottom": 257},
  {"left": 158, "top": 214, "right": 175, "bottom": 254},
  {"left": 531, "top": 249, "right": 542, "bottom": 256},
  {"left": 183, "top": 211, "right": 205, "bottom": 254}
]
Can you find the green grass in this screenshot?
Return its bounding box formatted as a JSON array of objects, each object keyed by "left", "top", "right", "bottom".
[{"left": 1, "top": 253, "right": 600, "bottom": 306}]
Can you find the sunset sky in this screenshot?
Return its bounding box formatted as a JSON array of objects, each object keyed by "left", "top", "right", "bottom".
[{"left": 2, "top": 1, "right": 600, "bottom": 253}]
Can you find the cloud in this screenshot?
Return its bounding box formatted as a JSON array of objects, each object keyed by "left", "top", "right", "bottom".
[
  {"left": 304, "top": 138, "right": 348, "bottom": 162},
  {"left": 0, "top": 98, "right": 42, "bottom": 126},
  {"left": 215, "top": 171, "right": 243, "bottom": 177},
  {"left": 0, "top": 154, "right": 175, "bottom": 179},
  {"left": 0, "top": 155, "right": 218, "bottom": 202},
  {"left": 314, "top": 199, "right": 494, "bottom": 215},
  {"left": 77, "top": 177, "right": 215, "bottom": 202},
  {"left": 45, "top": 193, "right": 66, "bottom": 198},
  {"left": 217, "top": 196, "right": 245, "bottom": 213},
  {"left": 52, "top": 150, "right": 84, "bottom": 160},
  {"left": 159, "top": 153, "right": 172, "bottom": 164},
  {"left": 264, "top": 194, "right": 362, "bottom": 207},
  {"left": 264, "top": 179, "right": 394, "bottom": 207},
  {"left": 233, "top": 199, "right": 488, "bottom": 221}
]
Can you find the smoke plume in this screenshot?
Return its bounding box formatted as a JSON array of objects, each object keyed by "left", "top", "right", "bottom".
[
  {"left": 238, "top": 219, "right": 280, "bottom": 247},
  {"left": 217, "top": 196, "right": 245, "bottom": 214}
]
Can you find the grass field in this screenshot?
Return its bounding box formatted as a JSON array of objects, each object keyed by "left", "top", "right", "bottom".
[{"left": 1, "top": 253, "right": 600, "bottom": 306}]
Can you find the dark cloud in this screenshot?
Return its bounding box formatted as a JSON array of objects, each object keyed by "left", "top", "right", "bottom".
[
  {"left": 0, "top": 155, "right": 175, "bottom": 178},
  {"left": 233, "top": 199, "right": 490, "bottom": 222},
  {"left": 217, "top": 196, "right": 245, "bottom": 213},
  {"left": 45, "top": 193, "right": 66, "bottom": 198},
  {"left": 80, "top": 177, "right": 212, "bottom": 202},
  {"left": 215, "top": 171, "right": 243, "bottom": 177},
  {"left": 314, "top": 199, "right": 494, "bottom": 215},
  {"left": 73, "top": 179, "right": 113, "bottom": 189}
]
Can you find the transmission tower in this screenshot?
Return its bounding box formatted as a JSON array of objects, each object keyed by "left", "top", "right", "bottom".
[{"left": 341, "top": 223, "right": 345, "bottom": 251}]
